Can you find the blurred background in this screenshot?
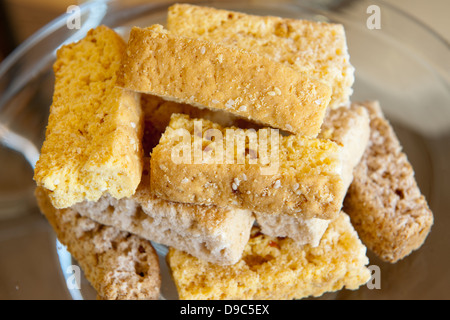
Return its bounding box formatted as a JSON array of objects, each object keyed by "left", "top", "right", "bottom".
[{"left": 0, "top": 0, "right": 449, "bottom": 63}]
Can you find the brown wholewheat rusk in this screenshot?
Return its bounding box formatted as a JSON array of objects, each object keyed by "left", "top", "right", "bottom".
[
  {"left": 35, "top": 187, "right": 161, "bottom": 300},
  {"left": 72, "top": 159, "right": 255, "bottom": 266},
  {"left": 167, "top": 3, "right": 354, "bottom": 109},
  {"left": 150, "top": 114, "right": 345, "bottom": 220},
  {"left": 167, "top": 211, "right": 371, "bottom": 300},
  {"left": 33, "top": 25, "right": 143, "bottom": 209},
  {"left": 343, "top": 101, "right": 434, "bottom": 263},
  {"left": 118, "top": 25, "right": 331, "bottom": 137}
]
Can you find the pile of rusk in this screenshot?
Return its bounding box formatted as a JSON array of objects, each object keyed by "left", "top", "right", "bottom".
[{"left": 33, "top": 4, "right": 434, "bottom": 300}]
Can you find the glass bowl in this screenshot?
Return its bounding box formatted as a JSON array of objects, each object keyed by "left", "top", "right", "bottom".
[{"left": 0, "top": 0, "right": 449, "bottom": 300}]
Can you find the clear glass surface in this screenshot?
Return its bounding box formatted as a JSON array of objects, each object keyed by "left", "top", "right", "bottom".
[{"left": 0, "top": 0, "right": 448, "bottom": 300}]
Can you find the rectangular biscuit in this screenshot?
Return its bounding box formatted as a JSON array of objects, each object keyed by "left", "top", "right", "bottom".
[
  {"left": 33, "top": 26, "right": 143, "bottom": 209},
  {"left": 167, "top": 211, "right": 371, "bottom": 300},
  {"left": 255, "top": 104, "right": 370, "bottom": 245},
  {"left": 168, "top": 4, "right": 354, "bottom": 109},
  {"left": 141, "top": 94, "right": 241, "bottom": 155},
  {"left": 142, "top": 95, "right": 326, "bottom": 247},
  {"left": 118, "top": 25, "right": 331, "bottom": 137},
  {"left": 319, "top": 104, "right": 371, "bottom": 190},
  {"left": 343, "top": 101, "right": 434, "bottom": 263},
  {"left": 143, "top": 97, "right": 368, "bottom": 246},
  {"left": 150, "top": 114, "right": 345, "bottom": 220},
  {"left": 72, "top": 159, "right": 255, "bottom": 266},
  {"left": 35, "top": 187, "right": 161, "bottom": 300},
  {"left": 253, "top": 215, "right": 330, "bottom": 248}
]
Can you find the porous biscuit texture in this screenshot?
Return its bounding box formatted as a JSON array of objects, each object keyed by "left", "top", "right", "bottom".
[
  {"left": 35, "top": 187, "right": 161, "bottom": 300},
  {"left": 319, "top": 104, "right": 371, "bottom": 190},
  {"left": 168, "top": 4, "right": 354, "bottom": 109},
  {"left": 150, "top": 114, "right": 345, "bottom": 220},
  {"left": 118, "top": 25, "right": 331, "bottom": 137},
  {"left": 34, "top": 25, "right": 143, "bottom": 209},
  {"left": 344, "top": 101, "right": 434, "bottom": 263},
  {"left": 142, "top": 97, "right": 368, "bottom": 247},
  {"left": 255, "top": 104, "right": 370, "bottom": 245},
  {"left": 167, "top": 211, "right": 371, "bottom": 300},
  {"left": 141, "top": 94, "right": 241, "bottom": 154},
  {"left": 72, "top": 159, "right": 255, "bottom": 266}
]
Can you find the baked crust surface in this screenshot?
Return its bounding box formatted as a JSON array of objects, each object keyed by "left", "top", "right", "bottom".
[
  {"left": 168, "top": 4, "right": 354, "bottom": 109},
  {"left": 150, "top": 114, "right": 345, "bottom": 220},
  {"left": 35, "top": 187, "right": 161, "bottom": 300},
  {"left": 167, "top": 211, "right": 370, "bottom": 300},
  {"left": 344, "top": 101, "right": 434, "bottom": 263},
  {"left": 34, "top": 26, "right": 143, "bottom": 209},
  {"left": 118, "top": 25, "right": 331, "bottom": 137}
]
